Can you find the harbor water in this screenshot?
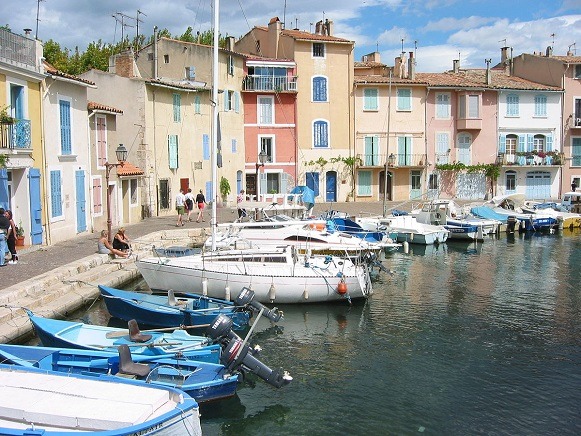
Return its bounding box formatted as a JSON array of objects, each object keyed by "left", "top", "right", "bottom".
[{"left": 75, "top": 230, "right": 581, "bottom": 435}]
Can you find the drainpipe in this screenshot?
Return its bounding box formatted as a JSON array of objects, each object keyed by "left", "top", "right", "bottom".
[
  {"left": 40, "top": 79, "right": 51, "bottom": 245},
  {"left": 153, "top": 26, "right": 158, "bottom": 80},
  {"left": 87, "top": 110, "right": 96, "bottom": 232}
]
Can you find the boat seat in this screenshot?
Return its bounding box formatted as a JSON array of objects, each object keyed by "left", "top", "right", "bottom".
[
  {"left": 128, "top": 319, "right": 152, "bottom": 343},
  {"left": 117, "top": 344, "right": 152, "bottom": 378},
  {"left": 168, "top": 289, "right": 187, "bottom": 307}
]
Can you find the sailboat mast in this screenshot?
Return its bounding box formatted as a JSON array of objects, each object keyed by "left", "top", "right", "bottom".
[{"left": 211, "top": 0, "right": 219, "bottom": 250}]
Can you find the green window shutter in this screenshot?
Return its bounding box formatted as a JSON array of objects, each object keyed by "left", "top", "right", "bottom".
[
  {"left": 194, "top": 95, "right": 201, "bottom": 114},
  {"left": 173, "top": 94, "right": 181, "bottom": 122},
  {"left": 397, "top": 88, "right": 411, "bottom": 110},
  {"left": 168, "top": 135, "right": 178, "bottom": 169},
  {"left": 499, "top": 134, "right": 506, "bottom": 153},
  {"left": 546, "top": 134, "right": 553, "bottom": 151},
  {"left": 364, "top": 88, "right": 378, "bottom": 110}
]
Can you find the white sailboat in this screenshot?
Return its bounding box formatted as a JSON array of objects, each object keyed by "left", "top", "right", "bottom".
[{"left": 136, "top": 0, "right": 373, "bottom": 304}]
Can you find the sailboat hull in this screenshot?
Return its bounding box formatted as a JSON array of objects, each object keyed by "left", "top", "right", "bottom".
[{"left": 136, "top": 247, "right": 372, "bottom": 304}]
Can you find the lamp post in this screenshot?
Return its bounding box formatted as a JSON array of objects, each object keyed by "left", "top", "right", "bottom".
[
  {"left": 255, "top": 150, "right": 267, "bottom": 200},
  {"left": 105, "top": 144, "right": 128, "bottom": 243}
]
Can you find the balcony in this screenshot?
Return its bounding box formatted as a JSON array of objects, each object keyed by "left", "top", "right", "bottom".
[
  {"left": 456, "top": 117, "right": 482, "bottom": 130},
  {"left": 0, "top": 120, "right": 32, "bottom": 150},
  {"left": 571, "top": 116, "right": 581, "bottom": 129},
  {"left": 0, "top": 28, "right": 39, "bottom": 70},
  {"left": 357, "top": 153, "right": 427, "bottom": 168},
  {"left": 495, "top": 152, "right": 564, "bottom": 167},
  {"left": 242, "top": 75, "right": 298, "bottom": 92}
]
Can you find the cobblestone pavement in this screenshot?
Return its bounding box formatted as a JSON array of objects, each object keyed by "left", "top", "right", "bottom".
[{"left": 0, "top": 201, "right": 406, "bottom": 289}]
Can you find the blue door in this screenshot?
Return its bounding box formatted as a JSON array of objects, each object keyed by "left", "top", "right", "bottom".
[
  {"left": 28, "top": 168, "right": 43, "bottom": 245},
  {"left": 525, "top": 171, "right": 551, "bottom": 200},
  {"left": 326, "top": 171, "right": 337, "bottom": 202},
  {"left": 0, "top": 169, "right": 8, "bottom": 210},
  {"left": 75, "top": 170, "right": 87, "bottom": 233},
  {"left": 306, "top": 172, "right": 319, "bottom": 197}
]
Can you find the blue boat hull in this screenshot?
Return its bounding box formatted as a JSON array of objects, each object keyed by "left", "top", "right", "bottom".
[{"left": 99, "top": 285, "right": 251, "bottom": 329}]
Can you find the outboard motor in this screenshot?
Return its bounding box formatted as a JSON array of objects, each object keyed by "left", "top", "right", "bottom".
[
  {"left": 235, "top": 288, "right": 284, "bottom": 323},
  {"left": 207, "top": 314, "right": 292, "bottom": 388},
  {"left": 506, "top": 216, "right": 517, "bottom": 234}
]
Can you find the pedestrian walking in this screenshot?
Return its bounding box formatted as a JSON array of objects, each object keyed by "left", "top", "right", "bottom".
[
  {"left": 175, "top": 189, "right": 186, "bottom": 226},
  {"left": 195, "top": 190, "right": 207, "bottom": 223},
  {"left": 185, "top": 188, "right": 195, "bottom": 222},
  {"left": 0, "top": 207, "right": 11, "bottom": 267},
  {"left": 4, "top": 210, "right": 18, "bottom": 264}
]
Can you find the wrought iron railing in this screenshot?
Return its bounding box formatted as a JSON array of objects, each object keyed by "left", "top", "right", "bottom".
[
  {"left": 0, "top": 28, "right": 36, "bottom": 68},
  {"left": 356, "top": 153, "right": 427, "bottom": 167},
  {"left": 495, "top": 152, "right": 564, "bottom": 167},
  {"left": 243, "top": 75, "right": 298, "bottom": 92},
  {"left": 0, "top": 119, "right": 32, "bottom": 149}
]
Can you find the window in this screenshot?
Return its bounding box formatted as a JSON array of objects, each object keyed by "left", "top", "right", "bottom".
[
  {"left": 259, "top": 136, "right": 274, "bottom": 162},
  {"left": 574, "top": 98, "right": 581, "bottom": 126},
  {"left": 224, "top": 90, "right": 235, "bottom": 111},
  {"left": 50, "top": 170, "right": 62, "bottom": 218},
  {"left": 92, "top": 176, "right": 102, "bottom": 215},
  {"left": 457, "top": 133, "right": 472, "bottom": 165},
  {"left": 364, "top": 136, "right": 379, "bottom": 165},
  {"left": 185, "top": 66, "right": 196, "bottom": 80},
  {"left": 506, "top": 171, "right": 516, "bottom": 191},
  {"left": 364, "top": 88, "right": 378, "bottom": 111},
  {"left": 228, "top": 56, "right": 234, "bottom": 75},
  {"left": 534, "top": 95, "right": 547, "bottom": 117},
  {"left": 173, "top": 93, "right": 181, "bottom": 122},
  {"left": 59, "top": 99, "right": 72, "bottom": 155},
  {"left": 506, "top": 94, "right": 519, "bottom": 116},
  {"left": 258, "top": 96, "right": 274, "bottom": 124},
  {"left": 411, "top": 171, "right": 421, "bottom": 190},
  {"left": 231, "top": 139, "right": 237, "bottom": 153},
  {"left": 468, "top": 95, "right": 479, "bottom": 118},
  {"left": 397, "top": 88, "right": 411, "bottom": 111},
  {"left": 313, "top": 120, "right": 329, "bottom": 148},
  {"left": 194, "top": 95, "right": 201, "bottom": 114},
  {"left": 506, "top": 134, "right": 517, "bottom": 155},
  {"left": 203, "top": 134, "right": 210, "bottom": 160},
  {"left": 96, "top": 115, "right": 107, "bottom": 167},
  {"left": 357, "top": 170, "right": 372, "bottom": 196},
  {"left": 266, "top": 173, "right": 280, "bottom": 194},
  {"left": 163, "top": 54, "right": 169, "bottom": 64},
  {"left": 436, "top": 93, "right": 450, "bottom": 119},
  {"left": 168, "top": 135, "right": 178, "bottom": 169},
  {"left": 428, "top": 173, "right": 439, "bottom": 190},
  {"left": 575, "top": 65, "right": 581, "bottom": 79},
  {"left": 312, "top": 43, "right": 325, "bottom": 57},
  {"left": 130, "top": 179, "right": 138, "bottom": 205},
  {"left": 159, "top": 179, "right": 170, "bottom": 209},
  {"left": 533, "top": 134, "right": 545, "bottom": 153},
  {"left": 573, "top": 138, "right": 581, "bottom": 166},
  {"left": 313, "top": 76, "right": 328, "bottom": 102},
  {"left": 397, "top": 136, "right": 412, "bottom": 165}
]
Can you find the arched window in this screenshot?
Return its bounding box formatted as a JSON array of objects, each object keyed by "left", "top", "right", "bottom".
[{"left": 313, "top": 120, "right": 329, "bottom": 148}]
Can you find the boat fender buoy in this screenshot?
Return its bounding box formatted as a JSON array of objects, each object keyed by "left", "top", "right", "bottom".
[
  {"left": 337, "top": 280, "right": 348, "bottom": 295},
  {"left": 303, "top": 288, "right": 309, "bottom": 300},
  {"left": 225, "top": 286, "right": 231, "bottom": 301},
  {"left": 202, "top": 279, "right": 208, "bottom": 296},
  {"left": 269, "top": 284, "right": 276, "bottom": 301}
]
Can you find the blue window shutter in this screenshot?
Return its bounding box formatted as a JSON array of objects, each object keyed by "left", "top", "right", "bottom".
[
  {"left": 59, "top": 100, "right": 71, "bottom": 155},
  {"left": 358, "top": 171, "right": 372, "bottom": 196},
  {"left": 573, "top": 138, "right": 581, "bottom": 166},
  {"left": 203, "top": 134, "right": 210, "bottom": 160},
  {"left": 205, "top": 180, "right": 213, "bottom": 201},
  {"left": 168, "top": 135, "right": 178, "bottom": 169},
  {"left": 194, "top": 95, "right": 201, "bottom": 114},
  {"left": 313, "top": 77, "right": 327, "bottom": 102},
  {"left": 499, "top": 135, "right": 506, "bottom": 153},
  {"left": 397, "top": 89, "right": 411, "bottom": 110},
  {"left": 0, "top": 169, "right": 8, "bottom": 210},
  {"left": 234, "top": 92, "right": 240, "bottom": 113},
  {"left": 223, "top": 91, "right": 229, "bottom": 110},
  {"left": 50, "top": 170, "right": 62, "bottom": 217},
  {"left": 231, "top": 139, "right": 237, "bottom": 152},
  {"left": 173, "top": 94, "right": 181, "bottom": 122},
  {"left": 517, "top": 135, "right": 525, "bottom": 152},
  {"left": 313, "top": 121, "right": 328, "bottom": 147},
  {"left": 527, "top": 134, "right": 533, "bottom": 152},
  {"left": 546, "top": 134, "right": 553, "bottom": 151},
  {"left": 364, "top": 89, "right": 378, "bottom": 110}
]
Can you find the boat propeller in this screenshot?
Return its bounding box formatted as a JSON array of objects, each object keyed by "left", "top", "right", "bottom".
[
  {"left": 235, "top": 287, "right": 284, "bottom": 323},
  {"left": 207, "top": 314, "right": 292, "bottom": 389}
]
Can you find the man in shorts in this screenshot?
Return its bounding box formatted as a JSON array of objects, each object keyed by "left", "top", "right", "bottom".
[{"left": 176, "top": 189, "right": 186, "bottom": 226}]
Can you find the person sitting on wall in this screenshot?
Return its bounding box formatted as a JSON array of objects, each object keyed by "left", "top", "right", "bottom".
[
  {"left": 112, "top": 227, "right": 131, "bottom": 252},
  {"left": 98, "top": 230, "right": 130, "bottom": 258}
]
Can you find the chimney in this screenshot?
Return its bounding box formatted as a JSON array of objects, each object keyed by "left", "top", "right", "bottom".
[
  {"left": 315, "top": 20, "right": 322, "bottom": 34},
  {"left": 500, "top": 46, "right": 509, "bottom": 63},
  {"left": 113, "top": 49, "right": 137, "bottom": 78},
  {"left": 268, "top": 17, "right": 282, "bottom": 58},
  {"left": 453, "top": 59, "right": 460, "bottom": 73},
  {"left": 408, "top": 51, "right": 415, "bottom": 80},
  {"left": 546, "top": 46, "right": 553, "bottom": 57},
  {"left": 485, "top": 58, "right": 492, "bottom": 85},
  {"left": 23, "top": 28, "right": 32, "bottom": 36},
  {"left": 325, "top": 19, "right": 333, "bottom": 36},
  {"left": 226, "top": 36, "right": 236, "bottom": 52}
]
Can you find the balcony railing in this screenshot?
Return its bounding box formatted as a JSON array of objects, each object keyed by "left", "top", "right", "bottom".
[
  {"left": 356, "top": 153, "right": 427, "bottom": 168},
  {"left": 242, "top": 75, "right": 298, "bottom": 92},
  {"left": 0, "top": 120, "right": 32, "bottom": 150},
  {"left": 0, "top": 28, "right": 37, "bottom": 68},
  {"left": 495, "top": 152, "right": 564, "bottom": 167}
]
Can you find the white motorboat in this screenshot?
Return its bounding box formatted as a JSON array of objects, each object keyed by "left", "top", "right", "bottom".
[
  {"left": 207, "top": 219, "right": 386, "bottom": 259},
  {"left": 522, "top": 198, "right": 581, "bottom": 229},
  {"left": 356, "top": 214, "right": 449, "bottom": 245},
  {"left": 137, "top": 245, "right": 372, "bottom": 304},
  {"left": 411, "top": 199, "right": 502, "bottom": 240}
]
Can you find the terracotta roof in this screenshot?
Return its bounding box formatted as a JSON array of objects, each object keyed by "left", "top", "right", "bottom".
[
  {"left": 255, "top": 26, "right": 353, "bottom": 43},
  {"left": 87, "top": 101, "right": 123, "bottom": 114},
  {"left": 43, "top": 61, "right": 96, "bottom": 86},
  {"left": 146, "top": 78, "right": 207, "bottom": 91},
  {"left": 244, "top": 55, "right": 295, "bottom": 63},
  {"left": 551, "top": 55, "right": 581, "bottom": 64},
  {"left": 355, "top": 61, "right": 387, "bottom": 68},
  {"left": 416, "top": 70, "right": 562, "bottom": 91},
  {"left": 354, "top": 75, "right": 428, "bottom": 85},
  {"left": 117, "top": 161, "right": 144, "bottom": 177}
]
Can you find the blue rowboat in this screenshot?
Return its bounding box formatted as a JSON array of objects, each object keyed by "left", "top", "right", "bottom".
[
  {"left": 99, "top": 285, "right": 251, "bottom": 329},
  {"left": 0, "top": 343, "right": 239, "bottom": 403},
  {"left": 0, "top": 363, "right": 202, "bottom": 435},
  {"left": 26, "top": 310, "right": 221, "bottom": 363}
]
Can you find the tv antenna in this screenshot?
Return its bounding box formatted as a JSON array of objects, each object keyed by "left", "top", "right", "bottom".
[
  {"left": 550, "top": 33, "right": 555, "bottom": 46},
  {"left": 568, "top": 42, "right": 576, "bottom": 55},
  {"left": 499, "top": 38, "right": 507, "bottom": 46},
  {"left": 113, "top": 12, "right": 135, "bottom": 46},
  {"left": 35, "top": 0, "right": 45, "bottom": 40}
]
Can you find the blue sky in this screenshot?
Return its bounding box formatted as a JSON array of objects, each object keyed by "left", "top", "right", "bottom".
[{"left": 1, "top": 0, "right": 580, "bottom": 72}]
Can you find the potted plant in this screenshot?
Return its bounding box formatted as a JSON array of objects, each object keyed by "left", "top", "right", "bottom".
[
  {"left": 15, "top": 220, "right": 25, "bottom": 246},
  {"left": 0, "top": 105, "right": 15, "bottom": 124},
  {"left": 219, "top": 176, "right": 231, "bottom": 206}
]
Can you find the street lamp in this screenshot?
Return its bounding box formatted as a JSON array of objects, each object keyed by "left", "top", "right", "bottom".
[
  {"left": 105, "top": 144, "right": 128, "bottom": 242},
  {"left": 388, "top": 153, "right": 396, "bottom": 167},
  {"left": 255, "top": 150, "right": 267, "bottom": 200}
]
